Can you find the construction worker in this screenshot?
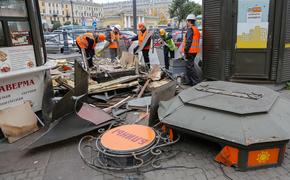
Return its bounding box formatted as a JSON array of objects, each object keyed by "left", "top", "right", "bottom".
[
  {"left": 182, "top": 14, "right": 201, "bottom": 86},
  {"left": 107, "top": 25, "right": 121, "bottom": 62},
  {"left": 132, "top": 22, "right": 151, "bottom": 69},
  {"left": 76, "top": 32, "right": 106, "bottom": 68},
  {"left": 159, "top": 28, "right": 175, "bottom": 70}
]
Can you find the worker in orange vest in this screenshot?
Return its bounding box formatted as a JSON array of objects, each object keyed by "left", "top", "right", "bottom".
[
  {"left": 132, "top": 22, "right": 151, "bottom": 69},
  {"left": 107, "top": 25, "right": 121, "bottom": 62},
  {"left": 182, "top": 14, "right": 201, "bottom": 86},
  {"left": 76, "top": 32, "right": 106, "bottom": 68}
]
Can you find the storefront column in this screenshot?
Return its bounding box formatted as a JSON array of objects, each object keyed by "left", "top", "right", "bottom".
[{"left": 26, "top": 0, "right": 44, "bottom": 65}]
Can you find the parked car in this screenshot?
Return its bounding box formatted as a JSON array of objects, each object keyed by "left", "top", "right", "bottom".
[
  {"left": 172, "top": 30, "right": 184, "bottom": 48},
  {"left": 44, "top": 33, "right": 77, "bottom": 54}
]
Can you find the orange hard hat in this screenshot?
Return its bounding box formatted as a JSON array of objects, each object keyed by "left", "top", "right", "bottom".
[
  {"left": 138, "top": 22, "right": 145, "bottom": 30},
  {"left": 98, "top": 33, "right": 106, "bottom": 42}
]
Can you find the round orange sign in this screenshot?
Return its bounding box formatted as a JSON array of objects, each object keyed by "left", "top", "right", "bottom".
[{"left": 100, "top": 124, "right": 156, "bottom": 152}]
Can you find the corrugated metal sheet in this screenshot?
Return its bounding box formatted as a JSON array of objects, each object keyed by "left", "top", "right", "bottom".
[
  {"left": 224, "top": 50, "right": 232, "bottom": 79},
  {"left": 279, "top": 0, "right": 290, "bottom": 82},
  {"left": 203, "top": 0, "right": 223, "bottom": 80},
  {"left": 271, "top": 49, "right": 279, "bottom": 80}
]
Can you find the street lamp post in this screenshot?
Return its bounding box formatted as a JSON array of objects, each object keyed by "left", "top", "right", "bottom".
[
  {"left": 133, "top": 0, "right": 137, "bottom": 33},
  {"left": 70, "top": 0, "right": 75, "bottom": 24}
]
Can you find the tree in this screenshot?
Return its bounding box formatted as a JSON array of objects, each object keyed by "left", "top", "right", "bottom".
[
  {"left": 52, "top": 21, "right": 61, "bottom": 30},
  {"left": 169, "top": 0, "right": 202, "bottom": 28},
  {"left": 64, "top": 21, "right": 71, "bottom": 25}
]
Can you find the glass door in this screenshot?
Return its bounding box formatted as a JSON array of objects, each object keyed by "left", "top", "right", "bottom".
[{"left": 232, "top": 0, "right": 275, "bottom": 79}]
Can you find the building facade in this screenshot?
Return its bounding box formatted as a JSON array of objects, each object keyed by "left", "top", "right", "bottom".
[
  {"left": 102, "top": 0, "right": 172, "bottom": 21},
  {"left": 39, "top": 0, "right": 103, "bottom": 29},
  {"left": 99, "top": 10, "right": 159, "bottom": 29}
]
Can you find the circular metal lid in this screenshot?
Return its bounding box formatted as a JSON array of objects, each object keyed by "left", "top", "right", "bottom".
[{"left": 100, "top": 124, "right": 156, "bottom": 152}]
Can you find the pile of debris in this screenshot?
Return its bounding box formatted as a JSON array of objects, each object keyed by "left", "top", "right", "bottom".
[{"left": 22, "top": 50, "right": 177, "bottom": 149}]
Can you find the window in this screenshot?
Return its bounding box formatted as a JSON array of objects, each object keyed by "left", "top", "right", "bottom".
[
  {"left": 0, "top": 22, "right": 5, "bottom": 47},
  {"left": 0, "top": 0, "right": 27, "bottom": 17},
  {"left": 49, "top": 10, "right": 51, "bottom": 14},
  {"left": 66, "top": 5, "right": 68, "bottom": 8},
  {"left": 8, "top": 21, "right": 32, "bottom": 46},
  {"left": 43, "top": 9, "right": 45, "bottom": 14},
  {"left": 42, "top": 2, "right": 45, "bottom": 6},
  {"left": 62, "top": 11, "right": 64, "bottom": 15},
  {"left": 63, "top": 17, "right": 65, "bottom": 22},
  {"left": 56, "top": 4, "right": 58, "bottom": 7},
  {"left": 49, "top": 3, "right": 51, "bottom": 7}
]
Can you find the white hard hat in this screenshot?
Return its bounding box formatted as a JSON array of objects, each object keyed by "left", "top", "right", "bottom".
[
  {"left": 186, "top": 14, "right": 196, "bottom": 20},
  {"left": 114, "top": 25, "right": 121, "bottom": 31}
]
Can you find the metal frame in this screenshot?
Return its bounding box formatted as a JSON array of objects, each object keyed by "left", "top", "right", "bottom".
[
  {"left": 203, "top": 0, "right": 290, "bottom": 82},
  {"left": 231, "top": 0, "right": 276, "bottom": 79}
]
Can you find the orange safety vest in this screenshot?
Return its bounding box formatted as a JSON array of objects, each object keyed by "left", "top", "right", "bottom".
[
  {"left": 138, "top": 30, "right": 150, "bottom": 50},
  {"left": 108, "top": 31, "right": 120, "bottom": 49},
  {"left": 76, "top": 32, "right": 96, "bottom": 49},
  {"left": 182, "top": 26, "right": 200, "bottom": 53}
]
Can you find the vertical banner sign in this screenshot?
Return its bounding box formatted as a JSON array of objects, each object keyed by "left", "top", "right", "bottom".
[
  {"left": 0, "top": 71, "right": 45, "bottom": 112},
  {"left": 237, "top": 0, "right": 270, "bottom": 48}
]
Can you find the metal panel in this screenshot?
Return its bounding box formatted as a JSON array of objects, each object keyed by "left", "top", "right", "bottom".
[
  {"left": 178, "top": 81, "right": 278, "bottom": 115},
  {"left": 158, "top": 82, "right": 290, "bottom": 146},
  {"left": 277, "top": 0, "right": 290, "bottom": 82},
  {"left": 203, "top": 0, "right": 223, "bottom": 80},
  {"left": 149, "top": 81, "right": 176, "bottom": 126},
  {"left": 270, "top": 49, "right": 279, "bottom": 80}
]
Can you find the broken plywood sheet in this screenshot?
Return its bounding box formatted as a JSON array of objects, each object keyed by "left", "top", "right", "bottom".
[
  {"left": 0, "top": 102, "right": 39, "bottom": 143},
  {"left": 148, "top": 79, "right": 171, "bottom": 91},
  {"left": 119, "top": 51, "right": 137, "bottom": 68},
  {"left": 149, "top": 65, "right": 162, "bottom": 81}
]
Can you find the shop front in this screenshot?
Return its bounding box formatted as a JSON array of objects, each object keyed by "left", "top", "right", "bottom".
[
  {"left": 0, "top": 0, "right": 53, "bottom": 112},
  {"left": 203, "top": 0, "right": 290, "bottom": 83}
]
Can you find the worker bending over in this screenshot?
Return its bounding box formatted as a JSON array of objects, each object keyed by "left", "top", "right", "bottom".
[
  {"left": 182, "top": 14, "right": 201, "bottom": 86},
  {"left": 76, "top": 32, "right": 106, "bottom": 68},
  {"left": 132, "top": 23, "right": 152, "bottom": 69},
  {"left": 159, "top": 28, "right": 175, "bottom": 70},
  {"left": 107, "top": 25, "right": 120, "bottom": 62}
]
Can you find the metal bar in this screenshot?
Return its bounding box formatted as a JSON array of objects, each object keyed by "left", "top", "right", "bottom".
[
  {"left": 25, "top": 0, "right": 44, "bottom": 66},
  {"left": 71, "top": 0, "right": 75, "bottom": 24},
  {"left": 133, "top": 0, "right": 137, "bottom": 33}
]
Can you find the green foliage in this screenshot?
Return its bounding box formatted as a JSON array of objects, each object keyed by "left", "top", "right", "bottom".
[
  {"left": 287, "top": 82, "right": 290, "bottom": 90},
  {"left": 169, "top": 0, "right": 202, "bottom": 28},
  {"left": 52, "top": 21, "right": 61, "bottom": 30},
  {"left": 64, "top": 21, "right": 71, "bottom": 25}
]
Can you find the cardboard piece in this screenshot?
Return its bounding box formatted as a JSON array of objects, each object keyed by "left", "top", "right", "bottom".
[{"left": 0, "top": 102, "right": 39, "bottom": 143}]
